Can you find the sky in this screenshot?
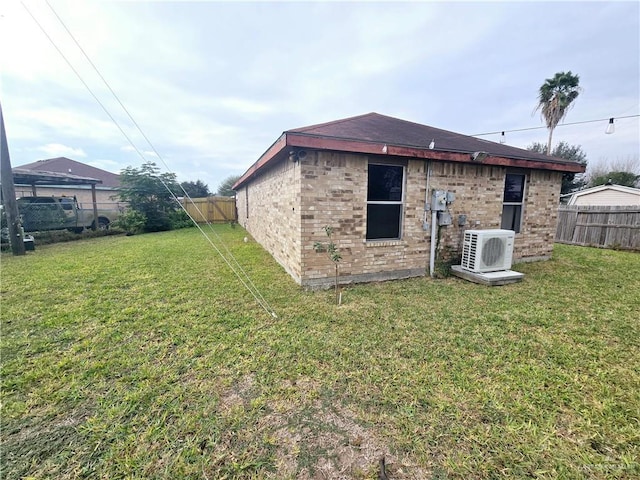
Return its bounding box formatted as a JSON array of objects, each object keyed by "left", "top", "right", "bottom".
[{"left": 1, "top": 0, "right": 639, "bottom": 193}]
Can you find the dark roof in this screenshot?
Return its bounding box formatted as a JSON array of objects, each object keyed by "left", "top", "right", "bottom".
[
  {"left": 16, "top": 157, "right": 120, "bottom": 188},
  {"left": 289, "top": 113, "right": 562, "bottom": 162},
  {"left": 11, "top": 168, "right": 102, "bottom": 186},
  {"left": 234, "top": 112, "right": 585, "bottom": 190}
]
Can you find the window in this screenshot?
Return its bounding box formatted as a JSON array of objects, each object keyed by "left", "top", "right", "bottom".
[
  {"left": 60, "top": 198, "right": 75, "bottom": 211},
  {"left": 366, "top": 163, "right": 404, "bottom": 240},
  {"left": 501, "top": 173, "right": 525, "bottom": 233}
]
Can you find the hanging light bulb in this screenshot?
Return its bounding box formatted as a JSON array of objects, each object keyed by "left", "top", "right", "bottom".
[
  {"left": 605, "top": 118, "right": 615, "bottom": 134},
  {"left": 500, "top": 131, "right": 505, "bottom": 144}
]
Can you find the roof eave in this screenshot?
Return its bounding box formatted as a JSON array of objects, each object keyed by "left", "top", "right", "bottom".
[
  {"left": 286, "top": 133, "right": 585, "bottom": 173},
  {"left": 233, "top": 133, "right": 288, "bottom": 190},
  {"left": 11, "top": 168, "right": 103, "bottom": 186},
  {"left": 233, "top": 131, "right": 585, "bottom": 191}
]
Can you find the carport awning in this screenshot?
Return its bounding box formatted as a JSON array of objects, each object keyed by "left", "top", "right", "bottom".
[{"left": 10, "top": 168, "right": 102, "bottom": 186}]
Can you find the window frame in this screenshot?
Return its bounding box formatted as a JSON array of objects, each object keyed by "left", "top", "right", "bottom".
[
  {"left": 501, "top": 171, "right": 526, "bottom": 233},
  {"left": 366, "top": 162, "right": 406, "bottom": 241}
]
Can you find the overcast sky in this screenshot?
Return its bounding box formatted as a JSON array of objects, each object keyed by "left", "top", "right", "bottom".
[{"left": 1, "top": 1, "right": 638, "bottom": 192}]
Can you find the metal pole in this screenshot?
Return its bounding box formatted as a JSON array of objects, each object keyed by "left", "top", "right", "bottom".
[
  {"left": 0, "top": 102, "right": 26, "bottom": 255},
  {"left": 91, "top": 184, "right": 98, "bottom": 230}
]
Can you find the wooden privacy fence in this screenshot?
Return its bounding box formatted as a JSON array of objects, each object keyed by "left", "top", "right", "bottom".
[
  {"left": 181, "top": 196, "right": 237, "bottom": 223},
  {"left": 556, "top": 205, "right": 640, "bottom": 250}
]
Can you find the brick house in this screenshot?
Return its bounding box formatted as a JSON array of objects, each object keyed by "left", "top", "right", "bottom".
[{"left": 233, "top": 113, "right": 585, "bottom": 288}]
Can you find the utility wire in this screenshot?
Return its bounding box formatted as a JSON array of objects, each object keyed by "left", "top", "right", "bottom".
[
  {"left": 472, "top": 114, "right": 640, "bottom": 137},
  {"left": 24, "top": 1, "right": 277, "bottom": 318},
  {"left": 42, "top": 0, "right": 275, "bottom": 319}
]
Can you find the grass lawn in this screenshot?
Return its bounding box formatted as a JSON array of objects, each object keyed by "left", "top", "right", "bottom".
[{"left": 1, "top": 226, "right": 639, "bottom": 479}]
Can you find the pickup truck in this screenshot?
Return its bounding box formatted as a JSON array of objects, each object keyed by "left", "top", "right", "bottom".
[{"left": 16, "top": 196, "right": 120, "bottom": 233}]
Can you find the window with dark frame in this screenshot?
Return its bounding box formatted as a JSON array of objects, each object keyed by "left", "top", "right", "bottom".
[
  {"left": 366, "top": 163, "right": 404, "bottom": 240},
  {"left": 501, "top": 173, "right": 526, "bottom": 233}
]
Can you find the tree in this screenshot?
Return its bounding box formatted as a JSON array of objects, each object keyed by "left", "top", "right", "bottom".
[
  {"left": 585, "top": 156, "right": 640, "bottom": 188},
  {"left": 180, "top": 180, "right": 210, "bottom": 198},
  {"left": 217, "top": 175, "right": 241, "bottom": 197},
  {"left": 313, "top": 226, "right": 342, "bottom": 305},
  {"left": 589, "top": 171, "right": 639, "bottom": 188},
  {"left": 117, "top": 162, "right": 182, "bottom": 232},
  {"left": 528, "top": 141, "right": 587, "bottom": 194},
  {"left": 535, "top": 71, "right": 581, "bottom": 155}
]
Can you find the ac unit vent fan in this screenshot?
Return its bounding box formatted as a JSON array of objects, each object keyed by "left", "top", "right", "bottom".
[{"left": 461, "top": 229, "right": 515, "bottom": 273}]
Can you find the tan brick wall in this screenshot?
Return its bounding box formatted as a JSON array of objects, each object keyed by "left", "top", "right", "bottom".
[
  {"left": 430, "top": 162, "right": 504, "bottom": 261},
  {"left": 515, "top": 169, "right": 563, "bottom": 260},
  {"left": 432, "top": 163, "right": 562, "bottom": 262},
  {"left": 236, "top": 159, "right": 302, "bottom": 282},
  {"left": 238, "top": 152, "right": 563, "bottom": 287},
  {"left": 300, "top": 152, "right": 429, "bottom": 288}
]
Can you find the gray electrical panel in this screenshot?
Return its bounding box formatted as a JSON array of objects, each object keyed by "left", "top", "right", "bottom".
[
  {"left": 431, "top": 190, "right": 447, "bottom": 211},
  {"left": 437, "top": 211, "right": 452, "bottom": 226}
]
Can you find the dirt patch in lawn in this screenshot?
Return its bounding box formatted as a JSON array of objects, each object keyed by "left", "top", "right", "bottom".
[{"left": 218, "top": 375, "right": 429, "bottom": 479}]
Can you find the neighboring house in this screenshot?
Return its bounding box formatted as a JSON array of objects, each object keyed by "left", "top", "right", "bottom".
[
  {"left": 233, "top": 113, "right": 585, "bottom": 288},
  {"left": 564, "top": 184, "right": 640, "bottom": 206},
  {"left": 14, "top": 157, "right": 122, "bottom": 208}
]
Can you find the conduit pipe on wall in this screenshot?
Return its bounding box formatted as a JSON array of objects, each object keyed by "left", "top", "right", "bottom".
[
  {"left": 425, "top": 161, "right": 437, "bottom": 277},
  {"left": 430, "top": 210, "right": 437, "bottom": 277}
]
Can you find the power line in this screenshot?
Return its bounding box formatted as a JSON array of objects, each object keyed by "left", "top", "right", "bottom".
[
  {"left": 472, "top": 114, "right": 640, "bottom": 137},
  {"left": 23, "top": 1, "right": 277, "bottom": 319},
  {"left": 21, "top": 2, "right": 147, "bottom": 165}
]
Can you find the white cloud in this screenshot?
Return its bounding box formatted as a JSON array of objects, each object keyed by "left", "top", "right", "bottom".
[
  {"left": 1, "top": 0, "right": 637, "bottom": 190},
  {"left": 36, "top": 143, "right": 86, "bottom": 158}
]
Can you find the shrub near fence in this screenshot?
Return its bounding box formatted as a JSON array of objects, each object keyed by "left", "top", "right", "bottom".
[
  {"left": 556, "top": 205, "right": 640, "bottom": 250},
  {"left": 181, "top": 196, "right": 237, "bottom": 223}
]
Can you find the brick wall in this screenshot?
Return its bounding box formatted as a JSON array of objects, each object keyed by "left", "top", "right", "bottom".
[
  {"left": 299, "top": 152, "right": 429, "bottom": 288},
  {"left": 431, "top": 163, "right": 562, "bottom": 262},
  {"left": 236, "top": 159, "right": 302, "bottom": 283},
  {"left": 515, "top": 169, "right": 563, "bottom": 260},
  {"left": 237, "top": 151, "right": 563, "bottom": 288}
]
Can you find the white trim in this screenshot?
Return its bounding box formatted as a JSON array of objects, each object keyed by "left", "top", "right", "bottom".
[{"left": 567, "top": 184, "right": 640, "bottom": 205}]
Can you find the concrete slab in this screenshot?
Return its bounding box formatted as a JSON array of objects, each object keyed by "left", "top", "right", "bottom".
[{"left": 451, "top": 265, "right": 524, "bottom": 286}]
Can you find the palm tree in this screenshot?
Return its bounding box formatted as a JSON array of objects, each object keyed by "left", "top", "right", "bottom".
[{"left": 535, "top": 71, "right": 581, "bottom": 155}]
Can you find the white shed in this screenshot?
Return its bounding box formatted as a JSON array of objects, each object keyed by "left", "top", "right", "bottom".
[{"left": 566, "top": 184, "right": 640, "bottom": 206}]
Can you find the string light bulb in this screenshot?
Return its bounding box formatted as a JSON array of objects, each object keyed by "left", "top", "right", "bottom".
[
  {"left": 500, "top": 131, "right": 505, "bottom": 144},
  {"left": 605, "top": 118, "right": 615, "bottom": 134}
]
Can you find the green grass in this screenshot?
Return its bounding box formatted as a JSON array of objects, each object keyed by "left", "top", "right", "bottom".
[{"left": 1, "top": 226, "right": 639, "bottom": 479}]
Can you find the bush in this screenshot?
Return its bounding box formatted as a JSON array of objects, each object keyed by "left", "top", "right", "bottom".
[
  {"left": 113, "top": 210, "right": 147, "bottom": 236},
  {"left": 116, "top": 162, "right": 184, "bottom": 233},
  {"left": 143, "top": 209, "right": 172, "bottom": 232},
  {"left": 169, "top": 209, "right": 193, "bottom": 230}
]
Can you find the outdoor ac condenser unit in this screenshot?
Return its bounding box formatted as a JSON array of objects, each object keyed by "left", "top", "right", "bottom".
[{"left": 461, "top": 229, "right": 515, "bottom": 273}]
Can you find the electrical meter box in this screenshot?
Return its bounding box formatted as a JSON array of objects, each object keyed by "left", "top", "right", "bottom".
[
  {"left": 431, "top": 190, "right": 447, "bottom": 211},
  {"left": 437, "top": 211, "right": 452, "bottom": 226}
]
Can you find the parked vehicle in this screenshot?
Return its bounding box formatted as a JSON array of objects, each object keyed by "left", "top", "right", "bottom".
[{"left": 15, "top": 196, "right": 120, "bottom": 233}]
